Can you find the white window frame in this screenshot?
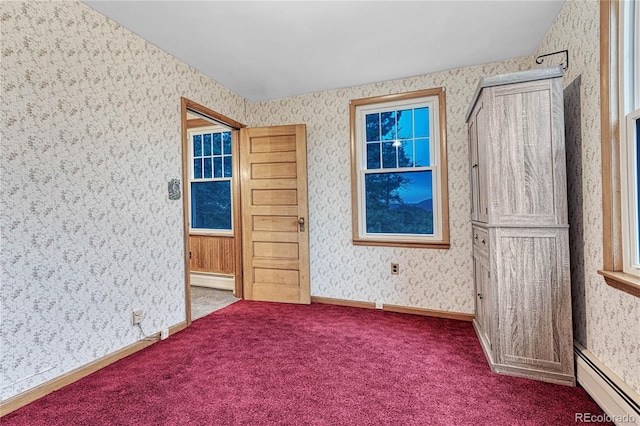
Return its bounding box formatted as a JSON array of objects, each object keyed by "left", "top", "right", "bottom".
[
  {"left": 619, "top": 0, "right": 640, "bottom": 277},
  {"left": 350, "top": 88, "right": 449, "bottom": 248},
  {"left": 188, "top": 125, "right": 234, "bottom": 236}
]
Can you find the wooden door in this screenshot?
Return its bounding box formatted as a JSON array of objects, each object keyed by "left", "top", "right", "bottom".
[{"left": 240, "top": 124, "right": 310, "bottom": 304}]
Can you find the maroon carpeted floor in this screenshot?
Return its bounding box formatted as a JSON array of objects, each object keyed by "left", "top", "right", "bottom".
[{"left": 3, "top": 301, "right": 610, "bottom": 425}]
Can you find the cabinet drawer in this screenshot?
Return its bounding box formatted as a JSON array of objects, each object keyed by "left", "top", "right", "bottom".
[{"left": 473, "top": 226, "right": 489, "bottom": 254}]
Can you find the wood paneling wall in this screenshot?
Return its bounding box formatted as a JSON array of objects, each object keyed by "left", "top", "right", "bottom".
[{"left": 189, "top": 235, "right": 234, "bottom": 275}]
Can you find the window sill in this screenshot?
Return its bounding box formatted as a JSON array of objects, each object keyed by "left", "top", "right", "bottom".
[
  {"left": 597, "top": 270, "right": 640, "bottom": 298},
  {"left": 352, "top": 238, "right": 450, "bottom": 249},
  {"left": 189, "top": 231, "right": 234, "bottom": 238}
]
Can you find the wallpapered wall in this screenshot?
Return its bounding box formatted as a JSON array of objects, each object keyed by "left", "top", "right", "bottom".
[
  {"left": 0, "top": 1, "right": 245, "bottom": 400},
  {"left": 247, "top": 56, "right": 531, "bottom": 312},
  {"left": 534, "top": 0, "right": 640, "bottom": 395},
  {"left": 3, "top": 0, "right": 638, "bottom": 404}
]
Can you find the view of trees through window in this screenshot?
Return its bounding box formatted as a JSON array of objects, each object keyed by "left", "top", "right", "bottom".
[
  {"left": 191, "top": 181, "right": 231, "bottom": 230},
  {"left": 364, "top": 108, "right": 434, "bottom": 235}
]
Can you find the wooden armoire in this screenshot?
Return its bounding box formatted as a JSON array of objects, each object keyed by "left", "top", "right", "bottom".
[{"left": 466, "top": 66, "right": 575, "bottom": 386}]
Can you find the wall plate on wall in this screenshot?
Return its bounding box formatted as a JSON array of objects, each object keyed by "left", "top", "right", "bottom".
[{"left": 168, "top": 179, "right": 181, "bottom": 200}]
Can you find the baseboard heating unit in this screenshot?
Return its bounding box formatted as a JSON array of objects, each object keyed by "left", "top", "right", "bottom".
[{"left": 574, "top": 342, "right": 639, "bottom": 425}]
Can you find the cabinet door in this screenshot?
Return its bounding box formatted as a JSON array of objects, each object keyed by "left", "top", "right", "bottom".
[
  {"left": 479, "top": 257, "right": 492, "bottom": 346},
  {"left": 493, "top": 227, "right": 573, "bottom": 375},
  {"left": 474, "top": 251, "right": 492, "bottom": 348},
  {"left": 489, "top": 79, "right": 566, "bottom": 226},
  {"left": 468, "top": 115, "right": 480, "bottom": 222},
  {"left": 475, "top": 102, "right": 489, "bottom": 223}
]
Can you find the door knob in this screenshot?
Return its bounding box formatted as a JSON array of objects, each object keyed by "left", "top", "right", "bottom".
[{"left": 298, "top": 217, "right": 305, "bottom": 232}]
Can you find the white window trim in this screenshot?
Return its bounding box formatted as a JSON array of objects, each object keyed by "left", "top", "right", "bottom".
[
  {"left": 355, "top": 97, "right": 442, "bottom": 242},
  {"left": 187, "top": 126, "right": 234, "bottom": 236},
  {"left": 350, "top": 88, "right": 449, "bottom": 249},
  {"left": 619, "top": 0, "right": 640, "bottom": 277},
  {"left": 621, "top": 108, "right": 640, "bottom": 276}
]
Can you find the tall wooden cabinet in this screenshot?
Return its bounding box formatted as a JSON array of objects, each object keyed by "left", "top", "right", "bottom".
[{"left": 466, "top": 67, "right": 575, "bottom": 386}]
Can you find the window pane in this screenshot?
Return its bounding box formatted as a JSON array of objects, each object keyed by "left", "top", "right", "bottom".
[
  {"left": 223, "top": 132, "right": 232, "bottom": 154},
  {"left": 193, "top": 135, "right": 202, "bottom": 157},
  {"left": 193, "top": 159, "right": 202, "bottom": 179},
  {"left": 415, "top": 138, "right": 431, "bottom": 166},
  {"left": 203, "top": 158, "right": 212, "bottom": 179},
  {"left": 414, "top": 107, "right": 429, "bottom": 138},
  {"left": 367, "top": 143, "right": 381, "bottom": 169},
  {"left": 381, "top": 111, "right": 396, "bottom": 140},
  {"left": 366, "top": 113, "right": 380, "bottom": 142},
  {"left": 365, "top": 171, "right": 433, "bottom": 235},
  {"left": 213, "top": 133, "right": 222, "bottom": 155},
  {"left": 203, "top": 133, "right": 212, "bottom": 156},
  {"left": 397, "top": 109, "right": 413, "bottom": 139},
  {"left": 213, "top": 157, "right": 222, "bottom": 178},
  {"left": 398, "top": 140, "right": 413, "bottom": 167},
  {"left": 224, "top": 155, "right": 232, "bottom": 177},
  {"left": 382, "top": 142, "right": 397, "bottom": 169},
  {"left": 191, "top": 181, "right": 232, "bottom": 230}
]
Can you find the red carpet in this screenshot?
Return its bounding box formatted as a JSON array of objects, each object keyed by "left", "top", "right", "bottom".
[{"left": 3, "top": 301, "right": 610, "bottom": 425}]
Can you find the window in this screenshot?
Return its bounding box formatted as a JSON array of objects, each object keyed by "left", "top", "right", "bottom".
[
  {"left": 599, "top": 0, "right": 640, "bottom": 298},
  {"left": 350, "top": 88, "right": 449, "bottom": 248},
  {"left": 188, "top": 127, "right": 233, "bottom": 234},
  {"left": 620, "top": 0, "right": 640, "bottom": 276}
]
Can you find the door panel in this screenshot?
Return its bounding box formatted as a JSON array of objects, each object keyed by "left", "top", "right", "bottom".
[
  {"left": 254, "top": 268, "right": 299, "bottom": 286},
  {"left": 252, "top": 189, "right": 298, "bottom": 205},
  {"left": 253, "top": 216, "right": 299, "bottom": 232},
  {"left": 250, "top": 135, "right": 297, "bottom": 153},
  {"left": 241, "top": 124, "right": 310, "bottom": 304},
  {"left": 252, "top": 162, "right": 297, "bottom": 179},
  {"left": 250, "top": 231, "right": 298, "bottom": 243},
  {"left": 253, "top": 241, "right": 299, "bottom": 258}
]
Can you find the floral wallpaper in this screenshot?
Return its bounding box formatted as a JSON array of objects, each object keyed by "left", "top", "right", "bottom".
[
  {"left": 4, "top": 0, "right": 637, "bottom": 406},
  {"left": 534, "top": 0, "right": 640, "bottom": 395},
  {"left": 0, "top": 0, "right": 245, "bottom": 400},
  {"left": 247, "top": 57, "right": 531, "bottom": 314}
]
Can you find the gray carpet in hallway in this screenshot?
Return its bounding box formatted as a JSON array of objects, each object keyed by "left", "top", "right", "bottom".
[{"left": 191, "top": 286, "right": 239, "bottom": 320}]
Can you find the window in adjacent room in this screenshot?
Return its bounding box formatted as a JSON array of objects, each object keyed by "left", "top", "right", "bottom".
[
  {"left": 620, "top": 0, "right": 640, "bottom": 277},
  {"left": 188, "top": 127, "right": 233, "bottom": 234},
  {"left": 350, "top": 88, "right": 449, "bottom": 248}
]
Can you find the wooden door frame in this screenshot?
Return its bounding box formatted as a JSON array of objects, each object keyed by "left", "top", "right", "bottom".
[{"left": 180, "top": 97, "right": 245, "bottom": 325}]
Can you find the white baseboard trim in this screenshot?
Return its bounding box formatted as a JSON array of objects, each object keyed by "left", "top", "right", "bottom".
[
  {"left": 190, "top": 272, "right": 234, "bottom": 291},
  {"left": 574, "top": 342, "right": 640, "bottom": 425}
]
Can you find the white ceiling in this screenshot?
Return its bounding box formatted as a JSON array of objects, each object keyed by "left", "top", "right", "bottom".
[{"left": 81, "top": 1, "right": 565, "bottom": 102}]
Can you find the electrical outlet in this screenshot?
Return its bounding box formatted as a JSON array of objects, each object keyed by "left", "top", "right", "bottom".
[
  {"left": 160, "top": 329, "right": 169, "bottom": 340},
  {"left": 132, "top": 309, "right": 144, "bottom": 325},
  {"left": 375, "top": 301, "right": 383, "bottom": 309},
  {"left": 391, "top": 263, "right": 399, "bottom": 275}
]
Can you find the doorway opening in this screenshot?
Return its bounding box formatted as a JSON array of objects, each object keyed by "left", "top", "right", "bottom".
[{"left": 181, "top": 98, "right": 245, "bottom": 325}]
